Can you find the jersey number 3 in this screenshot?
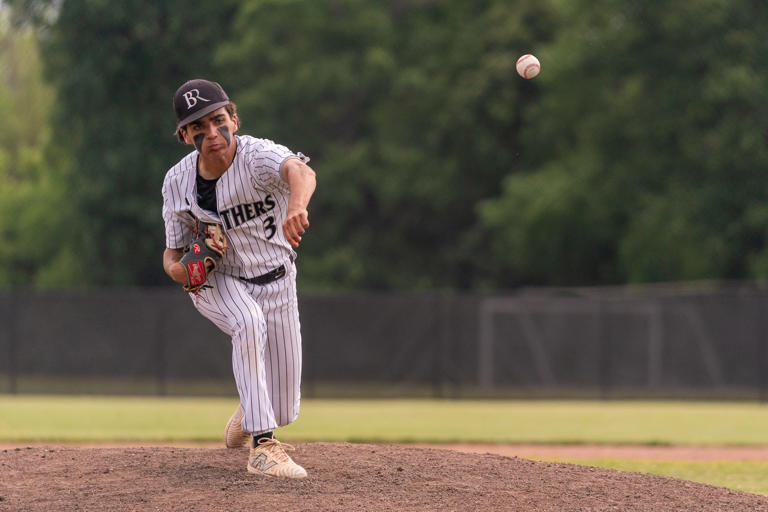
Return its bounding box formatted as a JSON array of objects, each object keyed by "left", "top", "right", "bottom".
[{"left": 263, "top": 216, "right": 276, "bottom": 239}]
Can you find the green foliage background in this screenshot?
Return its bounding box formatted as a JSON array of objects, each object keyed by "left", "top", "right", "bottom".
[{"left": 2, "top": 0, "right": 768, "bottom": 290}]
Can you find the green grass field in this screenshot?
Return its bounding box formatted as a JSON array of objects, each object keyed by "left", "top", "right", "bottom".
[{"left": 2, "top": 395, "right": 767, "bottom": 495}]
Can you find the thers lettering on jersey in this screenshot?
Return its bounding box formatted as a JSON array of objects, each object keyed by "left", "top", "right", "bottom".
[{"left": 220, "top": 194, "right": 276, "bottom": 230}]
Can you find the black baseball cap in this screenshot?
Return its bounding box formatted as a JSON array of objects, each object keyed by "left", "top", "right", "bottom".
[{"left": 173, "top": 79, "right": 230, "bottom": 131}]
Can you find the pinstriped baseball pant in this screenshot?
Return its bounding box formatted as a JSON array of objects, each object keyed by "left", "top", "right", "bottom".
[{"left": 190, "top": 263, "right": 302, "bottom": 434}]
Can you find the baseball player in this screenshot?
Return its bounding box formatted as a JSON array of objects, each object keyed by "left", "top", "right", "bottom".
[{"left": 161, "top": 79, "right": 316, "bottom": 479}]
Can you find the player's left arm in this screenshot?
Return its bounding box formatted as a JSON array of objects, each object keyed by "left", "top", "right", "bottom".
[
  {"left": 163, "top": 247, "right": 189, "bottom": 285},
  {"left": 281, "top": 157, "right": 317, "bottom": 248}
]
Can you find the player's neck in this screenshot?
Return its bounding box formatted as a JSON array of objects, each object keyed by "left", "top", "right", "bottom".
[{"left": 197, "top": 142, "right": 236, "bottom": 179}]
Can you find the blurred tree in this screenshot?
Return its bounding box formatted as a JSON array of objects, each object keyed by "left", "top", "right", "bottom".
[
  {"left": 12, "top": 0, "right": 239, "bottom": 286},
  {"left": 8, "top": 0, "right": 768, "bottom": 290},
  {"left": 480, "top": 0, "right": 768, "bottom": 286},
  {"left": 219, "top": 0, "right": 559, "bottom": 290},
  {"left": 0, "top": 8, "right": 76, "bottom": 286}
]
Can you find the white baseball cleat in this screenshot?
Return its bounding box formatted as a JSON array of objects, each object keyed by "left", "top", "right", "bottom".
[
  {"left": 247, "top": 438, "right": 307, "bottom": 479},
  {"left": 224, "top": 406, "right": 250, "bottom": 449}
]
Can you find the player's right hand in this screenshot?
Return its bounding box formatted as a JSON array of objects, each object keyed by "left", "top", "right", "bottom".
[{"left": 283, "top": 209, "right": 309, "bottom": 248}]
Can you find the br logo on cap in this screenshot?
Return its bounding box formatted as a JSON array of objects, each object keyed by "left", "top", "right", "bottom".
[{"left": 183, "top": 89, "right": 211, "bottom": 109}]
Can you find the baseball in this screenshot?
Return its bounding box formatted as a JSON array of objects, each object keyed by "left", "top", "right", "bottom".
[{"left": 516, "top": 54, "right": 540, "bottom": 79}]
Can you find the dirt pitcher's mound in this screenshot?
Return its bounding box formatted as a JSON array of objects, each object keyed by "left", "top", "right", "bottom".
[{"left": 1, "top": 443, "right": 767, "bottom": 511}]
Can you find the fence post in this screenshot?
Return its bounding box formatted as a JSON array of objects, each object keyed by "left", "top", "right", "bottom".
[
  {"left": 759, "top": 297, "right": 767, "bottom": 403},
  {"left": 477, "top": 299, "right": 494, "bottom": 389},
  {"left": 431, "top": 293, "right": 449, "bottom": 399},
  {"left": 7, "top": 291, "right": 18, "bottom": 394},
  {"left": 597, "top": 301, "right": 610, "bottom": 399},
  {"left": 648, "top": 302, "right": 663, "bottom": 389},
  {"left": 300, "top": 295, "right": 315, "bottom": 399},
  {"left": 154, "top": 298, "right": 167, "bottom": 396}
]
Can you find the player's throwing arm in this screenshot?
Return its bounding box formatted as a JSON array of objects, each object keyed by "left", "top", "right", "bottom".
[{"left": 281, "top": 157, "right": 316, "bottom": 248}]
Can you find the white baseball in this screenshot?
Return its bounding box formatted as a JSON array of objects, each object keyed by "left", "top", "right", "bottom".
[{"left": 516, "top": 54, "right": 540, "bottom": 79}]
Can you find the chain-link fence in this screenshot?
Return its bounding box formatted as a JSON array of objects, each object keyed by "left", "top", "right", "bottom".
[{"left": 1, "top": 284, "right": 767, "bottom": 398}]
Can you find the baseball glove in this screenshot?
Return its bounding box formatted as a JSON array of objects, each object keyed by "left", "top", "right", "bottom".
[{"left": 180, "top": 222, "right": 228, "bottom": 293}]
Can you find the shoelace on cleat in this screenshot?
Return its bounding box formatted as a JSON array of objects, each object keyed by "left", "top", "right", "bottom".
[{"left": 256, "top": 438, "right": 296, "bottom": 463}]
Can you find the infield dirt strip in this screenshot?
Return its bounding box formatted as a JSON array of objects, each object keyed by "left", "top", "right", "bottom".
[{"left": 2, "top": 443, "right": 767, "bottom": 511}]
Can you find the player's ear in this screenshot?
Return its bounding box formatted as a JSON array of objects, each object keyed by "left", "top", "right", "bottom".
[
  {"left": 179, "top": 127, "right": 193, "bottom": 145},
  {"left": 231, "top": 113, "right": 240, "bottom": 134}
]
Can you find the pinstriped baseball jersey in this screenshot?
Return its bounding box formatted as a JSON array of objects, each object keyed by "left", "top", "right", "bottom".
[
  {"left": 162, "top": 134, "right": 309, "bottom": 277},
  {"left": 161, "top": 134, "right": 308, "bottom": 436}
]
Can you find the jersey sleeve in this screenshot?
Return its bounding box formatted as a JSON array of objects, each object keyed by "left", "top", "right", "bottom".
[
  {"left": 247, "top": 138, "right": 309, "bottom": 191},
  {"left": 162, "top": 174, "right": 195, "bottom": 249}
]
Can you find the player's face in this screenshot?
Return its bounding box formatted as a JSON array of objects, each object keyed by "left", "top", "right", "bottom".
[{"left": 182, "top": 107, "right": 239, "bottom": 155}]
